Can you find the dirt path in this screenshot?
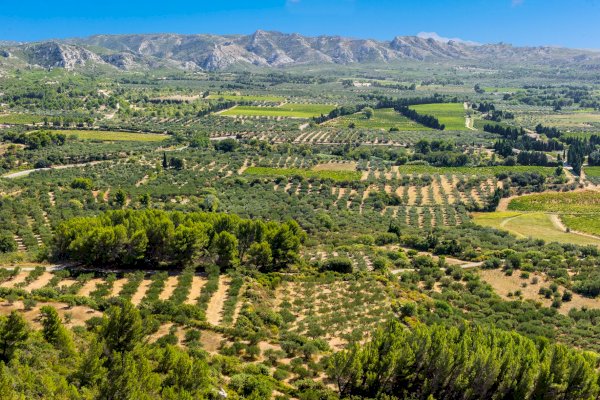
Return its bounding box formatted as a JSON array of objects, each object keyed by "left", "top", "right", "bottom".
[
  {"left": 110, "top": 278, "right": 128, "bottom": 297},
  {"left": 24, "top": 271, "right": 54, "bottom": 291},
  {"left": 104, "top": 103, "right": 120, "bottom": 120},
  {"left": 206, "top": 276, "right": 230, "bottom": 326},
  {"left": 131, "top": 279, "right": 152, "bottom": 306},
  {"left": 0, "top": 271, "right": 28, "bottom": 288},
  {"left": 159, "top": 276, "right": 179, "bottom": 301},
  {"left": 360, "top": 170, "right": 370, "bottom": 181},
  {"left": 215, "top": 105, "right": 236, "bottom": 115},
  {"left": 549, "top": 214, "right": 567, "bottom": 231},
  {"left": 463, "top": 102, "right": 476, "bottom": 131},
  {"left": 78, "top": 278, "right": 104, "bottom": 297},
  {"left": 465, "top": 116, "right": 476, "bottom": 131},
  {"left": 549, "top": 213, "right": 600, "bottom": 241},
  {"left": 135, "top": 175, "right": 149, "bottom": 187},
  {"left": 185, "top": 276, "right": 206, "bottom": 305}
]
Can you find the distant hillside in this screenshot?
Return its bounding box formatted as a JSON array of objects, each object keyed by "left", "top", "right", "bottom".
[{"left": 1, "top": 30, "right": 599, "bottom": 71}]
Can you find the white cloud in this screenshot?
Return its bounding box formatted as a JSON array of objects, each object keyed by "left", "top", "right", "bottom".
[
  {"left": 417, "top": 32, "right": 479, "bottom": 45},
  {"left": 512, "top": 0, "right": 524, "bottom": 6}
]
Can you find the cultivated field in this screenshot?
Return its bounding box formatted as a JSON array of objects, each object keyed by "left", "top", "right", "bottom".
[
  {"left": 472, "top": 211, "right": 600, "bottom": 246},
  {"left": 409, "top": 103, "right": 467, "bottom": 131},
  {"left": 327, "top": 108, "right": 430, "bottom": 131},
  {"left": 41, "top": 129, "right": 170, "bottom": 142},
  {"left": 220, "top": 103, "right": 336, "bottom": 118}
]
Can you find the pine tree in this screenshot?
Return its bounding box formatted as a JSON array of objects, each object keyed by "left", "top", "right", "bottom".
[
  {"left": 40, "top": 305, "right": 76, "bottom": 356},
  {"left": 75, "top": 340, "right": 107, "bottom": 388},
  {"left": 0, "top": 311, "right": 28, "bottom": 362},
  {"left": 100, "top": 302, "right": 144, "bottom": 354}
]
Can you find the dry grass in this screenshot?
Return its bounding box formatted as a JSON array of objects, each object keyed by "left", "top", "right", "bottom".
[
  {"left": 479, "top": 269, "right": 600, "bottom": 315},
  {"left": 312, "top": 162, "right": 357, "bottom": 172},
  {"left": 0, "top": 300, "right": 101, "bottom": 328}
]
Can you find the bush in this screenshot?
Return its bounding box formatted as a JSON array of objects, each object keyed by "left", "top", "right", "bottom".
[
  {"left": 0, "top": 232, "right": 17, "bottom": 253},
  {"left": 321, "top": 257, "right": 353, "bottom": 273},
  {"left": 372, "top": 257, "right": 390, "bottom": 271},
  {"left": 70, "top": 177, "right": 93, "bottom": 190}
]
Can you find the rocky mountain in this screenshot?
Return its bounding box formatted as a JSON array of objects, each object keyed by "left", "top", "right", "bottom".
[{"left": 1, "top": 30, "right": 599, "bottom": 71}]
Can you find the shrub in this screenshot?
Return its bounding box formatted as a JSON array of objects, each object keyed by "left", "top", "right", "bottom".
[
  {"left": 0, "top": 232, "right": 17, "bottom": 253},
  {"left": 321, "top": 257, "right": 353, "bottom": 273},
  {"left": 70, "top": 177, "right": 93, "bottom": 190}
]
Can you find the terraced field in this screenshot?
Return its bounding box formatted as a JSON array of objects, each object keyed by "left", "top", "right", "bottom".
[{"left": 0, "top": 267, "right": 231, "bottom": 335}]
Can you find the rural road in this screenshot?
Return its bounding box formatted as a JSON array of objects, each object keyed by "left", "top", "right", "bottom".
[
  {"left": 390, "top": 261, "right": 483, "bottom": 275},
  {"left": 3, "top": 161, "right": 105, "bottom": 179},
  {"left": 0, "top": 264, "right": 65, "bottom": 272}
]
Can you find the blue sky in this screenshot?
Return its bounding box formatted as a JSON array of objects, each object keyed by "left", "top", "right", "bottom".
[{"left": 0, "top": 0, "right": 598, "bottom": 49}]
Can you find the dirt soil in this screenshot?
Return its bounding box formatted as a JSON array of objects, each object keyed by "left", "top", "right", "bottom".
[
  {"left": 479, "top": 268, "right": 600, "bottom": 315},
  {"left": 206, "top": 276, "right": 230, "bottom": 326}
]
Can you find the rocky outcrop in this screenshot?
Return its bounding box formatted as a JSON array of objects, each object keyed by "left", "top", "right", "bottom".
[
  {"left": 1, "top": 31, "right": 598, "bottom": 71},
  {"left": 20, "top": 42, "right": 105, "bottom": 69}
]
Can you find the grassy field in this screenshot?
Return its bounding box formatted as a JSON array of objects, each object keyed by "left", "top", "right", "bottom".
[
  {"left": 244, "top": 166, "right": 361, "bottom": 181},
  {"left": 327, "top": 108, "right": 431, "bottom": 131},
  {"left": 395, "top": 165, "right": 556, "bottom": 176},
  {"left": 409, "top": 103, "right": 466, "bottom": 131},
  {"left": 584, "top": 166, "right": 600, "bottom": 183},
  {"left": 518, "top": 111, "right": 600, "bottom": 130},
  {"left": 506, "top": 191, "right": 600, "bottom": 237},
  {"left": 472, "top": 211, "right": 600, "bottom": 247},
  {"left": 220, "top": 103, "right": 336, "bottom": 118},
  {"left": 207, "top": 93, "right": 285, "bottom": 102},
  {"left": 0, "top": 114, "right": 46, "bottom": 124},
  {"left": 44, "top": 130, "right": 169, "bottom": 142},
  {"left": 483, "top": 87, "right": 525, "bottom": 93}
]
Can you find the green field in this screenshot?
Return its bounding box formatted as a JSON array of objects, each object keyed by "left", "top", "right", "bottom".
[
  {"left": 207, "top": 93, "right": 285, "bottom": 102},
  {"left": 508, "top": 191, "right": 600, "bottom": 214},
  {"left": 584, "top": 166, "right": 600, "bottom": 183},
  {"left": 483, "top": 87, "right": 525, "bottom": 93},
  {"left": 395, "top": 165, "right": 556, "bottom": 176},
  {"left": 507, "top": 191, "right": 600, "bottom": 237},
  {"left": 0, "top": 114, "right": 46, "bottom": 124},
  {"left": 244, "top": 166, "right": 361, "bottom": 182},
  {"left": 561, "top": 215, "right": 600, "bottom": 236},
  {"left": 220, "top": 103, "right": 336, "bottom": 118},
  {"left": 327, "top": 108, "right": 431, "bottom": 131},
  {"left": 409, "top": 103, "right": 467, "bottom": 131},
  {"left": 43, "top": 130, "right": 169, "bottom": 142},
  {"left": 472, "top": 211, "right": 600, "bottom": 247}
]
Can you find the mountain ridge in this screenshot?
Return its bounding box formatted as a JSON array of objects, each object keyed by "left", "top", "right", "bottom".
[{"left": 1, "top": 30, "right": 599, "bottom": 71}]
